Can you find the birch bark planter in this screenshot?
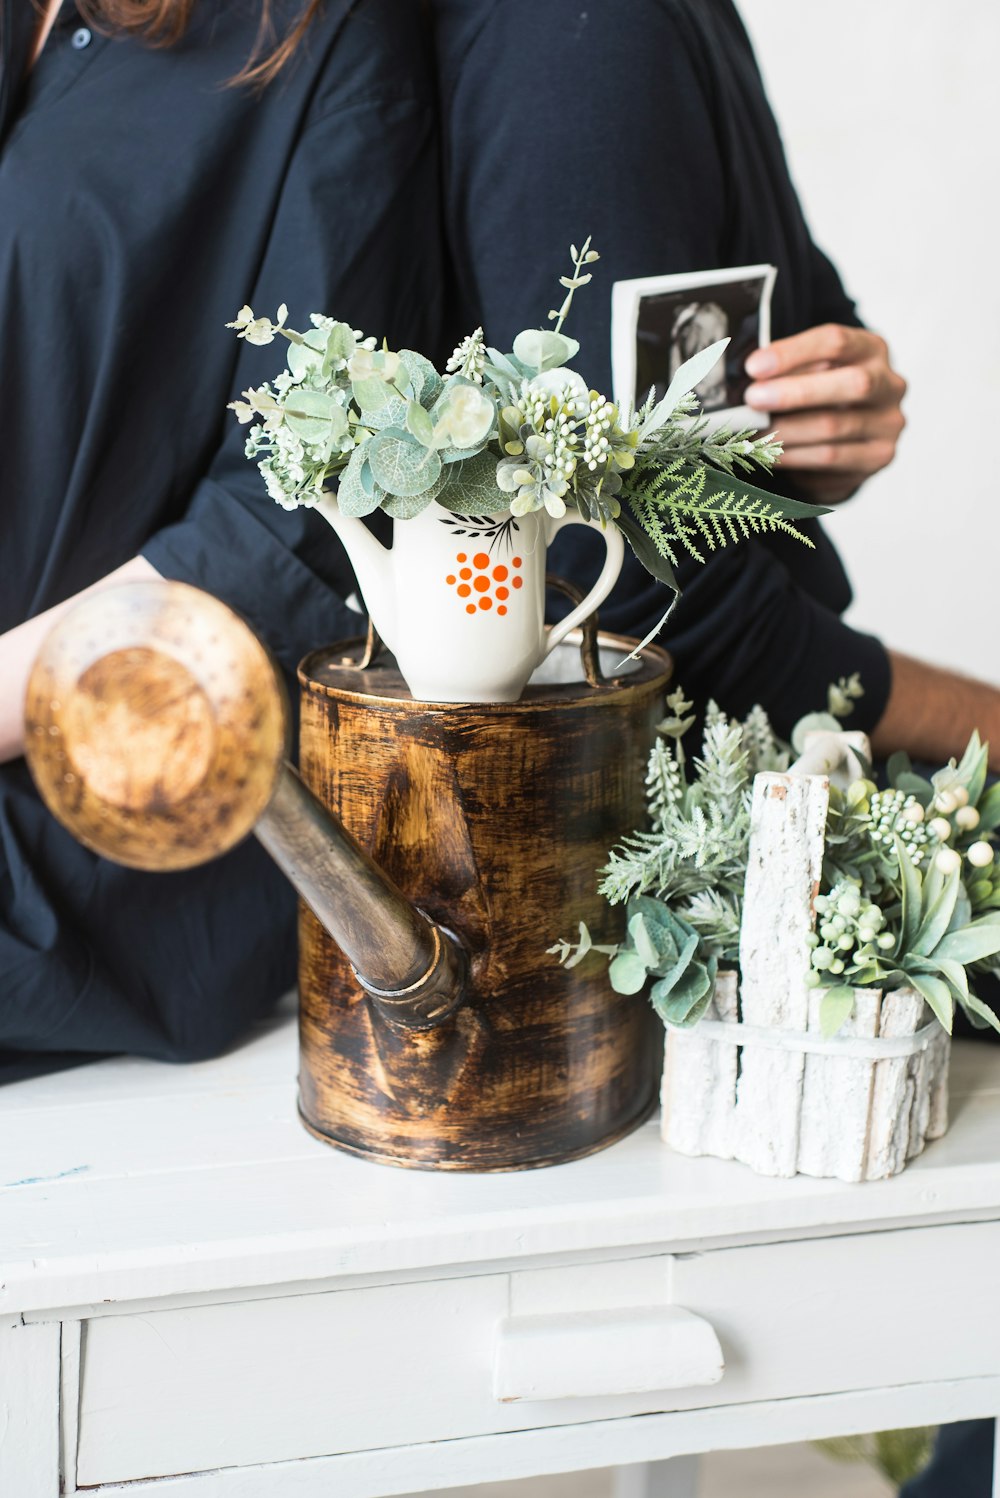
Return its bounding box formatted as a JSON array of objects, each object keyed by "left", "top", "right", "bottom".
[{"left": 660, "top": 761, "right": 952, "bottom": 1183}]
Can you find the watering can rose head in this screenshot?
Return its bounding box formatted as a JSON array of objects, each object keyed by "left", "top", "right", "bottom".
[{"left": 227, "top": 237, "right": 830, "bottom": 625}]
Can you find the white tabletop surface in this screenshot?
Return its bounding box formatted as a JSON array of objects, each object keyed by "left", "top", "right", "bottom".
[{"left": 3, "top": 999, "right": 999, "bottom": 1317}]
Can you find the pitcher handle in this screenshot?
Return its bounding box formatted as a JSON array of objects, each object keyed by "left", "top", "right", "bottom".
[{"left": 542, "top": 514, "right": 625, "bottom": 658}]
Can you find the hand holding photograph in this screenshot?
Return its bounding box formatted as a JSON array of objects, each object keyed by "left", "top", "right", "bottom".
[{"left": 612, "top": 263, "right": 778, "bottom": 432}]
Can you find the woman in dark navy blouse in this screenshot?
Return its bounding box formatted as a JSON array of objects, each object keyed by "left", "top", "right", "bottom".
[{"left": 0, "top": 0, "right": 441, "bottom": 1069}]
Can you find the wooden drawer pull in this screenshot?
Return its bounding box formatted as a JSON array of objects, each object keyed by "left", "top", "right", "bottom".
[{"left": 493, "top": 1306, "right": 725, "bottom": 1402}]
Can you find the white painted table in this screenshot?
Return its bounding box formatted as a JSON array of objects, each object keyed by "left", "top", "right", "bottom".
[{"left": 3, "top": 999, "right": 1000, "bottom": 1498}]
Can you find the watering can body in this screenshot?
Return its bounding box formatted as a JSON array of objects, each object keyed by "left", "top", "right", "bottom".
[
  {"left": 25, "top": 582, "right": 671, "bottom": 1172},
  {"left": 296, "top": 640, "right": 669, "bottom": 1169}
]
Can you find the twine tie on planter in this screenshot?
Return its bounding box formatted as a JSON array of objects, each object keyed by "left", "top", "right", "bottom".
[{"left": 690, "top": 1017, "right": 944, "bottom": 1062}]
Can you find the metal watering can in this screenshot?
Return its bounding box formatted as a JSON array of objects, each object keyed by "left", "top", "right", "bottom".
[{"left": 25, "top": 581, "right": 671, "bottom": 1171}]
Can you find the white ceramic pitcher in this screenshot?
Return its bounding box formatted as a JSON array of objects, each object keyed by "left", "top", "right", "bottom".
[{"left": 316, "top": 497, "right": 624, "bottom": 703}]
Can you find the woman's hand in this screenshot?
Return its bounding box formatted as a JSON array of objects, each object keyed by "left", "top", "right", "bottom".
[
  {"left": 0, "top": 557, "right": 159, "bottom": 764},
  {"left": 745, "top": 324, "right": 907, "bottom": 504}
]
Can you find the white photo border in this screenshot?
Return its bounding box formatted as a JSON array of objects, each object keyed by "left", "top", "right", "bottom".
[{"left": 611, "top": 263, "right": 777, "bottom": 432}]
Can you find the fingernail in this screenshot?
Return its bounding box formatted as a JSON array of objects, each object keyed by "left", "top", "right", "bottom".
[
  {"left": 745, "top": 383, "right": 775, "bottom": 408},
  {"left": 745, "top": 349, "right": 776, "bottom": 378}
]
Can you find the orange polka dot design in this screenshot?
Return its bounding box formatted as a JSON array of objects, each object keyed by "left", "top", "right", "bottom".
[{"left": 446, "top": 551, "right": 522, "bottom": 615}]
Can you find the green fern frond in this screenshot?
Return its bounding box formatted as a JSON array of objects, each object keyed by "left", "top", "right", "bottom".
[{"left": 626, "top": 458, "right": 815, "bottom": 570}]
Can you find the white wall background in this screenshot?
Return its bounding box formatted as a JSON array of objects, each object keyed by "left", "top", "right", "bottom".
[{"left": 739, "top": 0, "right": 1000, "bottom": 683}]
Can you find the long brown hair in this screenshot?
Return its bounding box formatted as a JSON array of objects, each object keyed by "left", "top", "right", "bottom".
[{"left": 76, "top": 0, "right": 325, "bottom": 86}]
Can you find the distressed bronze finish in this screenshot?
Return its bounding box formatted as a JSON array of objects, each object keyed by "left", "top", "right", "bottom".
[
  {"left": 26, "top": 581, "right": 673, "bottom": 1173},
  {"left": 297, "top": 635, "right": 672, "bottom": 1171},
  {"left": 25, "top": 583, "right": 288, "bottom": 872}
]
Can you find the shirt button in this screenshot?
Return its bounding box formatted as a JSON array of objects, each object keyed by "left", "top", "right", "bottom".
[{"left": 71, "top": 27, "right": 92, "bottom": 49}]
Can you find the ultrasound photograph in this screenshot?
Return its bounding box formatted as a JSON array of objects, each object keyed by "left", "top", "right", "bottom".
[{"left": 611, "top": 264, "right": 777, "bottom": 429}]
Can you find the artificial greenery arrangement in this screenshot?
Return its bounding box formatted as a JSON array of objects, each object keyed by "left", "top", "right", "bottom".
[
  {"left": 551, "top": 684, "right": 1000, "bottom": 1039},
  {"left": 226, "top": 239, "right": 825, "bottom": 618}
]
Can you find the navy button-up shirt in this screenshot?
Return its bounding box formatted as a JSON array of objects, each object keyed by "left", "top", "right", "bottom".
[{"left": 0, "top": 0, "right": 441, "bottom": 1068}]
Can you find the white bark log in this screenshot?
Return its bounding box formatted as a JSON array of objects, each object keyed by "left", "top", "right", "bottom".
[
  {"left": 865, "top": 987, "right": 926, "bottom": 1179},
  {"left": 661, "top": 970, "right": 738, "bottom": 1160},
  {"left": 732, "top": 773, "right": 829, "bottom": 1177},
  {"left": 927, "top": 1029, "right": 951, "bottom": 1140},
  {"left": 797, "top": 988, "right": 881, "bottom": 1183}
]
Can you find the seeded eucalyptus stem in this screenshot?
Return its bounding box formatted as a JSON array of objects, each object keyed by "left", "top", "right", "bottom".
[{"left": 550, "top": 237, "right": 600, "bottom": 334}]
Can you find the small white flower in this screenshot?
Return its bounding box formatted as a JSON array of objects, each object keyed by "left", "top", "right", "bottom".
[
  {"left": 243, "top": 318, "right": 277, "bottom": 346},
  {"left": 527, "top": 367, "right": 589, "bottom": 408},
  {"left": 347, "top": 346, "right": 400, "bottom": 384},
  {"left": 434, "top": 383, "right": 495, "bottom": 448},
  {"left": 445, "top": 327, "right": 487, "bottom": 383}
]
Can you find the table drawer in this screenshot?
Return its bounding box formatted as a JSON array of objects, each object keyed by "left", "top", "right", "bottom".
[{"left": 76, "top": 1220, "right": 1000, "bottom": 1485}]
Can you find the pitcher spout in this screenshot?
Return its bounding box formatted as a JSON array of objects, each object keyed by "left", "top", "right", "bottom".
[{"left": 314, "top": 493, "right": 396, "bottom": 649}]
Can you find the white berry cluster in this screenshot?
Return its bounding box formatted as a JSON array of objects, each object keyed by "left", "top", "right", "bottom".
[
  {"left": 867, "top": 788, "right": 932, "bottom": 867},
  {"left": 805, "top": 880, "right": 895, "bottom": 987},
  {"left": 444, "top": 326, "right": 486, "bottom": 384},
  {"left": 583, "top": 394, "right": 616, "bottom": 471},
  {"left": 495, "top": 387, "right": 583, "bottom": 517},
  {"left": 925, "top": 784, "right": 995, "bottom": 877}
]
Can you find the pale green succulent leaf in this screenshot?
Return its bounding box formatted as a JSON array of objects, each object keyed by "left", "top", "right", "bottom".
[
  {"left": 435, "top": 449, "right": 510, "bottom": 514},
  {"left": 916, "top": 955, "right": 969, "bottom": 1001},
  {"left": 352, "top": 375, "right": 392, "bottom": 413},
  {"left": 906, "top": 972, "right": 954, "bottom": 1034},
  {"left": 912, "top": 862, "right": 960, "bottom": 957},
  {"left": 406, "top": 400, "right": 436, "bottom": 448},
  {"left": 511, "top": 328, "right": 580, "bottom": 374},
  {"left": 961, "top": 992, "right": 1000, "bottom": 1034},
  {"left": 819, "top": 985, "right": 856, "bottom": 1038},
  {"left": 609, "top": 951, "right": 649, "bottom": 995},
  {"left": 934, "top": 919, "right": 1000, "bottom": 966},
  {"left": 399, "top": 349, "right": 443, "bottom": 409},
  {"left": 283, "top": 389, "right": 348, "bottom": 445},
  {"left": 287, "top": 340, "right": 323, "bottom": 381},
  {"left": 367, "top": 429, "right": 443, "bottom": 497},
  {"left": 651, "top": 956, "right": 715, "bottom": 1028},
  {"left": 382, "top": 489, "right": 439, "bottom": 520},
  {"left": 896, "top": 837, "right": 922, "bottom": 956},
  {"left": 629, "top": 913, "right": 665, "bottom": 970},
  {"left": 336, "top": 451, "right": 383, "bottom": 518},
  {"left": 639, "top": 338, "right": 729, "bottom": 433},
  {"left": 976, "top": 783, "right": 1000, "bottom": 834}
]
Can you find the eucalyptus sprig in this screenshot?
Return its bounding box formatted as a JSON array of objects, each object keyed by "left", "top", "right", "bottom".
[
  {"left": 550, "top": 692, "right": 790, "bottom": 1027},
  {"left": 553, "top": 688, "right": 1000, "bottom": 1042},
  {"left": 228, "top": 239, "right": 828, "bottom": 609}
]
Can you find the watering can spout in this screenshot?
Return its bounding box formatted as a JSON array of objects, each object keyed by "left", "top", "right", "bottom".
[
  {"left": 255, "top": 766, "right": 466, "bottom": 1028},
  {"left": 23, "top": 581, "right": 466, "bottom": 1032}
]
